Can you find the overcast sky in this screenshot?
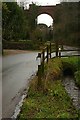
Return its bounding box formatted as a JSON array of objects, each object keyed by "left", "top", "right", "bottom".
[
  {"left": 37, "top": 14, "right": 53, "bottom": 27},
  {"left": 17, "top": 0, "right": 80, "bottom": 4},
  {"left": 17, "top": 0, "right": 60, "bottom": 5}
]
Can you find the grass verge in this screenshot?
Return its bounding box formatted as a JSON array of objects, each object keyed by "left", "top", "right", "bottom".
[
  {"left": 18, "top": 78, "right": 78, "bottom": 119},
  {"left": 17, "top": 57, "right": 79, "bottom": 119}
]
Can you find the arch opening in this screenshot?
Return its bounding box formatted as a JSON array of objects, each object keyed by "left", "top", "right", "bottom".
[
  {"left": 63, "top": 67, "right": 74, "bottom": 77},
  {"left": 62, "top": 62, "right": 76, "bottom": 77},
  {"left": 37, "top": 14, "right": 53, "bottom": 27}
]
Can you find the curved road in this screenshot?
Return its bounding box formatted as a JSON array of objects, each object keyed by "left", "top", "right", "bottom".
[{"left": 2, "top": 52, "right": 38, "bottom": 118}]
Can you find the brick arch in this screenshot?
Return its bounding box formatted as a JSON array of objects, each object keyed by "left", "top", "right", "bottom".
[
  {"left": 27, "top": 4, "right": 60, "bottom": 19},
  {"left": 36, "top": 5, "right": 56, "bottom": 19}
]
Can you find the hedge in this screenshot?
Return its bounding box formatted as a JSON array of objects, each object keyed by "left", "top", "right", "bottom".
[{"left": 3, "top": 41, "right": 40, "bottom": 50}]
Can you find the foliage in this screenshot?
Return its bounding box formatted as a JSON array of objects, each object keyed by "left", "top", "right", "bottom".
[
  {"left": 2, "top": 2, "right": 30, "bottom": 41},
  {"left": 31, "top": 27, "right": 43, "bottom": 42},
  {"left": 2, "top": 2, "right": 43, "bottom": 48},
  {"left": 31, "top": 25, "right": 49, "bottom": 42},
  {"left": 44, "top": 58, "right": 62, "bottom": 82},
  {"left": 3, "top": 40, "right": 40, "bottom": 50},
  {"left": 74, "top": 71, "right": 80, "bottom": 88},
  {"left": 54, "top": 2, "right": 80, "bottom": 46},
  {"left": 61, "top": 57, "right": 80, "bottom": 71}
]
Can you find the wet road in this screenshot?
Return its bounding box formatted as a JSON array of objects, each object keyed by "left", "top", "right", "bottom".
[
  {"left": 51, "top": 45, "right": 80, "bottom": 57},
  {"left": 61, "top": 45, "right": 80, "bottom": 57},
  {"left": 2, "top": 52, "right": 38, "bottom": 118}
]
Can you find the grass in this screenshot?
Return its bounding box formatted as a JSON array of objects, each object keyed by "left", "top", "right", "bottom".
[
  {"left": 18, "top": 57, "right": 79, "bottom": 119},
  {"left": 61, "top": 57, "right": 80, "bottom": 71},
  {"left": 74, "top": 71, "right": 80, "bottom": 88},
  {"left": 18, "top": 79, "right": 78, "bottom": 119},
  {"left": 44, "top": 59, "right": 62, "bottom": 82}
]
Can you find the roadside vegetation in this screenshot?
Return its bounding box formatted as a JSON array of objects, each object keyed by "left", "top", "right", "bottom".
[
  {"left": 75, "top": 71, "right": 80, "bottom": 88},
  {"left": 18, "top": 79, "right": 78, "bottom": 119},
  {"left": 17, "top": 57, "right": 80, "bottom": 119}
]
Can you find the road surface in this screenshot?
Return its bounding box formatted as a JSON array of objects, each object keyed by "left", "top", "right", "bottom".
[
  {"left": 51, "top": 45, "right": 80, "bottom": 57},
  {"left": 2, "top": 52, "right": 38, "bottom": 118},
  {"left": 61, "top": 45, "right": 80, "bottom": 56}
]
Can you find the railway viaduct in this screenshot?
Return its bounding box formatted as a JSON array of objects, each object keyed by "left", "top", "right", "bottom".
[{"left": 25, "top": 4, "right": 60, "bottom": 21}]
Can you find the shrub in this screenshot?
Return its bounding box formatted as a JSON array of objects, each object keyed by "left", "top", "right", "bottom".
[
  {"left": 43, "top": 58, "right": 62, "bottom": 92},
  {"left": 3, "top": 41, "right": 40, "bottom": 50},
  {"left": 44, "top": 58, "right": 62, "bottom": 80},
  {"left": 74, "top": 71, "right": 80, "bottom": 88},
  {"left": 61, "top": 57, "right": 80, "bottom": 72}
]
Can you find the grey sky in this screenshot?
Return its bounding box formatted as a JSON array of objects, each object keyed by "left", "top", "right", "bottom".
[
  {"left": 17, "top": 0, "right": 80, "bottom": 4},
  {"left": 2, "top": 0, "right": 80, "bottom": 3},
  {"left": 17, "top": 0, "right": 60, "bottom": 5},
  {"left": 61, "top": 0, "right": 80, "bottom": 1}
]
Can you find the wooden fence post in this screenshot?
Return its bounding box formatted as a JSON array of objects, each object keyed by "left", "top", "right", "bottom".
[
  {"left": 41, "top": 49, "right": 44, "bottom": 76},
  {"left": 47, "top": 45, "right": 49, "bottom": 63},
  {"left": 59, "top": 47, "right": 61, "bottom": 58},
  {"left": 38, "top": 65, "right": 42, "bottom": 89},
  {"left": 50, "top": 42, "right": 51, "bottom": 59},
  {"left": 55, "top": 41, "right": 58, "bottom": 57},
  {"left": 59, "top": 52, "right": 61, "bottom": 57}
]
